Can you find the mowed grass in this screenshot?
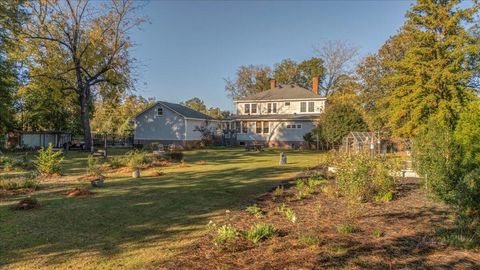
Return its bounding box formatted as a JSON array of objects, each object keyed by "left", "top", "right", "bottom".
[{"left": 0, "top": 148, "right": 322, "bottom": 269}]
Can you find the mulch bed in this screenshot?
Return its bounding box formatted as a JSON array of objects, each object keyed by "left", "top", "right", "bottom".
[
  {"left": 164, "top": 178, "right": 480, "bottom": 269},
  {"left": 10, "top": 197, "right": 40, "bottom": 210},
  {"left": 66, "top": 188, "right": 94, "bottom": 197}
]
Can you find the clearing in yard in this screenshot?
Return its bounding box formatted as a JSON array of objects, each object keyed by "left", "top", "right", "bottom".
[{"left": 0, "top": 148, "right": 321, "bottom": 269}]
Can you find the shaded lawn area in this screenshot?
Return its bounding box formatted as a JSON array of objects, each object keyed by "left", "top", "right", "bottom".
[{"left": 0, "top": 148, "right": 322, "bottom": 269}]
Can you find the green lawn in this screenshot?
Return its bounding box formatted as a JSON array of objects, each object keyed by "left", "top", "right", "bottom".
[{"left": 0, "top": 148, "right": 322, "bottom": 269}]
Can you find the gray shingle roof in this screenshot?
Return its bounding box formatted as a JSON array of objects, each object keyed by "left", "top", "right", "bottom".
[
  {"left": 134, "top": 101, "right": 215, "bottom": 120},
  {"left": 231, "top": 114, "right": 320, "bottom": 121},
  {"left": 158, "top": 101, "right": 214, "bottom": 120},
  {"left": 236, "top": 85, "right": 325, "bottom": 101}
]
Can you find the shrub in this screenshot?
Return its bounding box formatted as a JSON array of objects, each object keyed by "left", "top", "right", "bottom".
[
  {"left": 214, "top": 224, "right": 238, "bottom": 245},
  {"left": 33, "top": 144, "right": 64, "bottom": 175},
  {"left": 166, "top": 151, "right": 184, "bottom": 162},
  {"left": 335, "top": 152, "right": 395, "bottom": 203},
  {"left": 244, "top": 223, "right": 277, "bottom": 244},
  {"left": 372, "top": 228, "right": 383, "bottom": 238},
  {"left": 86, "top": 155, "right": 103, "bottom": 176},
  {"left": 124, "top": 150, "right": 150, "bottom": 169},
  {"left": 246, "top": 204, "right": 263, "bottom": 217},
  {"left": 1, "top": 157, "right": 13, "bottom": 172},
  {"left": 412, "top": 122, "right": 463, "bottom": 204},
  {"left": 108, "top": 156, "right": 124, "bottom": 169}
]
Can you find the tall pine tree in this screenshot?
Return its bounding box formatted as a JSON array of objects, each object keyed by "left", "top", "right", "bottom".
[{"left": 382, "top": 0, "right": 479, "bottom": 138}]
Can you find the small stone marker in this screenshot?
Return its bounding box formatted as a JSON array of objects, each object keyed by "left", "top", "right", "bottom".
[{"left": 279, "top": 152, "right": 287, "bottom": 165}]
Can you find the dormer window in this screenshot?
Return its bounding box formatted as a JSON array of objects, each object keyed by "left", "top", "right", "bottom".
[{"left": 157, "top": 107, "right": 163, "bottom": 116}]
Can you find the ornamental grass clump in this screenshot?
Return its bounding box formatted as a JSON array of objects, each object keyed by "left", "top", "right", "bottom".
[
  {"left": 214, "top": 224, "right": 238, "bottom": 245},
  {"left": 244, "top": 223, "right": 278, "bottom": 244},
  {"left": 246, "top": 204, "right": 263, "bottom": 217}
]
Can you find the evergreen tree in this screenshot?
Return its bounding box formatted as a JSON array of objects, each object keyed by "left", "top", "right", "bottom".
[{"left": 382, "top": 0, "right": 479, "bottom": 137}]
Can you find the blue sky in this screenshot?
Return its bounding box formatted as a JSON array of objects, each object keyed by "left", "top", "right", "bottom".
[{"left": 130, "top": 0, "right": 414, "bottom": 111}]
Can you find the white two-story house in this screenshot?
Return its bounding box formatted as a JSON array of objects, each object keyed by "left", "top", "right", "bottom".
[{"left": 229, "top": 77, "right": 326, "bottom": 148}]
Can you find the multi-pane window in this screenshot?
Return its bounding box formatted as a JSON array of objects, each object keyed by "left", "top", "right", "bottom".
[
  {"left": 297, "top": 124, "right": 302, "bottom": 129},
  {"left": 263, "top": 121, "right": 269, "bottom": 133},
  {"left": 241, "top": 121, "right": 248, "bottom": 133},
  {"left": 256, "top": 121, "right": 262, "bottom": 133},
  {"left": 308, "top": 102, "right": 315, "bottom": 112},
  {"left": 300, "top": 102, "right": 307, "bottom": 112},
  {"left": 267, "top": 103, "right": 277, "bottom": 113},
  {"left": 157, "top": 107, "right": 163, "bottom": 116},
  {"left": 251, "top": 104, "right": 257, "bottom": 114},
  {"left": 235, "top": 121, "right": 240, "bottom": 133},
  {"left": 244, "top": 104, "right": 250, "bottom": 114}
]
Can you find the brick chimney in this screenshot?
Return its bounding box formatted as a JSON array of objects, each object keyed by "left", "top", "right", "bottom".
[
  {"left": 312, "top": 76, "right": 319, "bottom": 95},
  {"left": 270, "top": 79, "right": 276, "bottom": 90}
]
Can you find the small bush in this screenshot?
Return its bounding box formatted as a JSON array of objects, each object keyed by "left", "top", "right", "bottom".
[
  {"left": 336, "top": 223, "right": 356, "bottom": 234},
  {"left": 86, "top": 155, "right": 103, "bottom": 176},
  {"left": 1, "top": 157, "right": 13, "bottom": 172},
  {"left": 298, "top": 233, "right": 320, "bottom": 246},
  {"left": 244, "top": 223, "right": 278, "bottom": 244},
  {"left": 108, "top": 156, "right": 124, "bottom": 169},
  {"left": 124, "top": 150, "right": 150, "bottom": 169},
  {"left": 33, "top": 144, "right": 64, "bottom": 175},
  {"left": 437, "top": 214, "right": 480, "bottom": 249},
  {"left": 246, "top": 204, "right": 263, "bottom": 217},
  {"left": 166, "top": 152, "right": 184, "bottom": 162},
  {"left": 335, "top": 153, "right": 395, "bottom": 203},
  {"left": 374, "top": 191, "right": 394, "bottom": 202},
  {"left": 214, "top": 224, "right": 238, "bottom": 245}
]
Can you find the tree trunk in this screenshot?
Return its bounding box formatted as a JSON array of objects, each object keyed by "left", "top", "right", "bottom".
[{"left": 80, "top": 87, "right": 93, "bottom": 152}]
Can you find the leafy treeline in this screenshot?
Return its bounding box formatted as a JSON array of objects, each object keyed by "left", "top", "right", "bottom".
[
  {"left": 180, "top": 97, "right": 231, "bottom": 120},
  {"left": 224, "top": 41, "right": 358, "bottom": 99},
  {"left": 0, "top": 0, "right": 145, "bottom": 149}
]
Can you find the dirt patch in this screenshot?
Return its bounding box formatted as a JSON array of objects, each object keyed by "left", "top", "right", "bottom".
[
  {"left": 165, "top": 178, "right": 480, "bottom": 269},
  {"left": 66, "top": 188, "right": 94, "bottom": 198},
  {"left": 148, "top": 170, "right": 165, "bottom": 177},
  {"left": 0, "top": 188, "right": 35, "bottom": 198},
  {"left": 11, "top": 197, "right": 40, "bottom": 210}
]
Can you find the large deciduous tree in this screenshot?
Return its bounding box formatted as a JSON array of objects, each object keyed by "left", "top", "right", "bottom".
[
  {"left": 224, "top": 65, "right": 271, "bottom": 99},
  {"left": 381, "top": 0, "right": 479, "bottom": 138},
  {"left": 0, "top": 1, "right": 25, "bottom": 135},
  {"left": 315, "top": 40, "right": 359, "bottom": 96},
  {"left": 19, "top": 0, "right": 143, "bottom": 150}
]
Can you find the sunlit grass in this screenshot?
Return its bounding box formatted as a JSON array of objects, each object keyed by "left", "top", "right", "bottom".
[{"left": 0, "top": 148, "right": 323, "bottom": 269}]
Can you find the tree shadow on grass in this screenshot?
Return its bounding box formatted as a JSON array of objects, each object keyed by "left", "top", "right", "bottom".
[{"left": 0, "top": 162, "right": 306, "bottom": 268}]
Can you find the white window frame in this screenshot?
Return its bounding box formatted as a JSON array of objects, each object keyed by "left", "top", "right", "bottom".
[
  {"left": 263, "top": 121, "right": 269, "bottom": 134},
  {"left": 244, "top": 104, "right": 250, "bottom": 114},
  {"left": 300, "top": 102, "right": 307, "bottom": 113},
  {"left": 308, "top": 102, "right": 314, "bottom": 113},
  {"left": 272, "top": 103, "right": 277, "bottom": 113},
  {"left": 267, "top": 103, "right": 272, "bottom": 113},
  {"left": 157, "top": 107, "right": 163, "bottom": 116},
  {"left": 251, "top": 103, "right": 258, "bottom": 114}
]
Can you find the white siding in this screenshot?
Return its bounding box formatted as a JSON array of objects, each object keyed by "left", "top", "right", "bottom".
[{"left": 235, "top": 100, "right": 325, "bottom": 115}]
